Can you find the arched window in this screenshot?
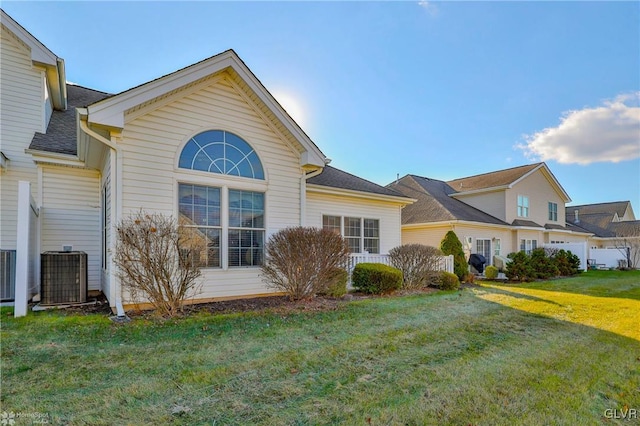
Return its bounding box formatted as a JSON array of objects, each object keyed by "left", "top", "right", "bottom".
[{"left": 179, "top": 130, "right": 264, "bottom": 179}]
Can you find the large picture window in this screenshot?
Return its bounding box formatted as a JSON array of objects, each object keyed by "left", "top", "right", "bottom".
[
  {"left": 321, "top": 215, "right": 380, "bottom": 254},
  {"left": 178, "top": 184, "right": 264, "bottom": 268},
  {"left": 177, "top": 130, "right": 265, "bottom": 269}
]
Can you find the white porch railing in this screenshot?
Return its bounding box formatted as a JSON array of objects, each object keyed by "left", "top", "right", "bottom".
[{"left": 347, "top": 253, "right": 454, "bottom": 286}]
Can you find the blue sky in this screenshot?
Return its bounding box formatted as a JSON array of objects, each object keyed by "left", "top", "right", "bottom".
[{"left": 4, "top": 1, "right": 639, "bottom": 213}]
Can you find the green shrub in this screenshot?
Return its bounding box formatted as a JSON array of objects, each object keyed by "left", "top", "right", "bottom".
[
  {"left": 440, "top": 231, "right": 468, "bottom": 281},
  {"left": 389, "top": 244, "right": 443, "bottom": 289},
  {"left": 352, "top": 263, "right": 403, "bottom": 295},
  {"left": 551, "top": 249, "right": 581, "bottom": 276},
  {"left": 505, "top": 251, "right": 535, "bottom": 282},
  {"left": 484, "top": 265, "right": 499, "bottom": 280},
  {"left": 318, "top": 268, "right": 348, "bottom": 298},
  {"left": 437, "top": 271, "right": 460, "bottom": 290},
  {"left": 530, "top": 248, "right": 559, "bottom": 279}
]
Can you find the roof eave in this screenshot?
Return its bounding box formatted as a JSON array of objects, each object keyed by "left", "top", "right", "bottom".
[
  {"left": 402, "top": 220, "right": 510, "bottom": 230},
  {"left": 307, "top": 184, "right": 415, "bottom": 205}
]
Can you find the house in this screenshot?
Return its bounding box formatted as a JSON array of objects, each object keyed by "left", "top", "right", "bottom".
[
  {"left": 387, "top": 163, "right": 593, "bottom": 267},
  {"left": 567, "top": 201, "right": 640, "bottom": 268},
  {"left": 0, "top": 10, "right": 413, "bottom": 313}
]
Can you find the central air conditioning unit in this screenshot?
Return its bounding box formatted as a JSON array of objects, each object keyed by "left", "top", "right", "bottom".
[
  {"left": 1, "top": 249, "right": 16, "bottom": 301},
  {"left": 41, "top": 251, "right": 87, "bottom": 305}
]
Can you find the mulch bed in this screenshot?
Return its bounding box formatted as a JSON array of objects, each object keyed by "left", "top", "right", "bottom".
[{"left": 34, "top": 286, "right": 448, "bottom": 318}]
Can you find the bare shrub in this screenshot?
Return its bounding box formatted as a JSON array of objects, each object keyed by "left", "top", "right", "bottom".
[
  {"left": 114, "top": 210, "right": 204, "bottom": 317},
  {"left": 389, "top": 244, "right": 443, "bottom": 289},
  {"left": 261, "top": 227, "right": 349, "bottom": 300}
]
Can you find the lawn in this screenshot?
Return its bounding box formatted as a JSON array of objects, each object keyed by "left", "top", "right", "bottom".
[{"left": 1, "top": 270, "right": 639, "bottom": 425}]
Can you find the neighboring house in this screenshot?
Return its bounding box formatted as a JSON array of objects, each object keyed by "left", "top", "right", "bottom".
[
  {"left": 387, "top": 163, "right": 593, "bottom": 266},
  {"left": 567, "top": 201, "right": 640, "bottom": 267},
  {"left": 0, "top": 10, "right": 412, "bottom": 311}
]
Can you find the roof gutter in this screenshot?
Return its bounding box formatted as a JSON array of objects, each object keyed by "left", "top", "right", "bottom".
[{"left": 78, "top": 112, "right": 126, "bottom": 318}]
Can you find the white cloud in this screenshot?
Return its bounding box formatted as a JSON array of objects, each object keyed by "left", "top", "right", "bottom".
[
  {"left": 518, "top": 93, "right": 640, "bottom": 165},
  {"left": 418, "top": 1, "right": 438, "bottom": 16}
]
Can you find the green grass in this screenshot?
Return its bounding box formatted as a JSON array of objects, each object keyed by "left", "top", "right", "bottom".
[{"left": 1, "top": 270, "right": 639, "bottom": 425}]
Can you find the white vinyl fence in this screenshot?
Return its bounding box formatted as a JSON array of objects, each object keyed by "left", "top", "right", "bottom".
[{"left": 588, "top": 247, "right": 630, "bottom": 269}]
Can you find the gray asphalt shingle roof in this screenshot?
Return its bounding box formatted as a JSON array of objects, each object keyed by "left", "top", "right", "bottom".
[
  {"left": 307, "top": 166, "right": 407, "bottom": 198},
  {"left": 29, "top": 84, "right": 112, "bottom": 155},
  {"left": 512, "top": 219, "right": 543, "bottom": 228},
  {"left": 566, "top": 201, "right": 638, "bottom": 238},
  {"left": 387, "top": 175, "right": 508, "bottom": 225},
  {"left": 567, "top": 201, "right": 630, "bottom": 218},
  {"left": 446, "top": 163, "right": 541, "bottom": 192}
]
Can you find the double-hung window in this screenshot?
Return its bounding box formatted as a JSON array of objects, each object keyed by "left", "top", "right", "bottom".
[
  {"left": 178, "top": 184, "right": 222, "bottom": 268},
  {"left": 344, "top": 217, "right": 362, "bottom": 253},
  {"left": 520, "top": 239, "right": 537, "bottom": 254},
  {"left": 322, "top": 215, "right": 380, "bottom": 254},
  {"left": 178, "top": 130, "right": 265, "bottom": 268},
  {"left": 517, "top": 195, "right": 529, "bottom": 218},
  {"left": 228, "top": 190, "right": 264, "bottom": 267},
  {"left": 548, "top": 202, "right": 558, "bottom": 221}
]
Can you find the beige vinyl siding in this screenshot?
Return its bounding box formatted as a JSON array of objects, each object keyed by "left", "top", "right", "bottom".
[
  {"left": 41, "top": 166, "right": 101, "bottom": 290},
  {"left": 402, "top": 226, "right": 450, "bottom": 248},
  {"left": 306, "top": 191, "right": 403, "bottom": 254},
  {"left": 403, "top": 224, "right": 513, "bottom": 260},
  {"left": 453, "top": 190, "right": 507, "bottom": 223},
  {"left": 119, "top": 73, "right": 302, "bottom": 300},
  {"left": 513, "top": 229, "right": 543, "bottom": 253},
  {"left": 508, "top": 169, "right": 566, "bottom": 226},
  {"left": 0, "top": 26, "right": 45, "bottom": 250}
]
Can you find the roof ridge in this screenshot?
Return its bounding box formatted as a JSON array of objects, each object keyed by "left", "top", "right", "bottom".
[
  {"left": 568, "top": 200, "right": 629, "bottom": 208},
  {"left": 447, "top": 162, "right": 542, "bottom": 183}
]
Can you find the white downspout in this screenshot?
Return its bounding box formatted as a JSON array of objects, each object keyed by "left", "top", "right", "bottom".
[
  {"left": 79, "top": 117, "right": 126, "bottom": 317},
  {"left": 299, "top": 161, "right": 328, "bottom": 226}
]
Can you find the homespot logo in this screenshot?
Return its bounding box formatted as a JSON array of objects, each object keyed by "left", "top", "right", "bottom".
[
  {"left": 604, "top": 408, "right": 637, "bottom": 420},
  {"left": 1, "top": 411, "right": 50, "bottom": 425}
]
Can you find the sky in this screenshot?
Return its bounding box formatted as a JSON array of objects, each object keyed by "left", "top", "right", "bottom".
[{"left": 3, "top": 1, "right": 639, "bottom": 213}]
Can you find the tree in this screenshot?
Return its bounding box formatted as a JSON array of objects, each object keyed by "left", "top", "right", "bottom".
[
  {"left": 113, "top": 211, "right": 204, "bottom": 317},
  {"left": 612, "top": 223, "right": 640, "bottom": 269},
  {"left": 440, "top": 231, "right": 467, "bottom": 281}
]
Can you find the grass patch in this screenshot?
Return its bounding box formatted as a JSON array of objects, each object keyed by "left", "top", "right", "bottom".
[{"left": 1, "top": 271, "right": 639, "bottom": 424}]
